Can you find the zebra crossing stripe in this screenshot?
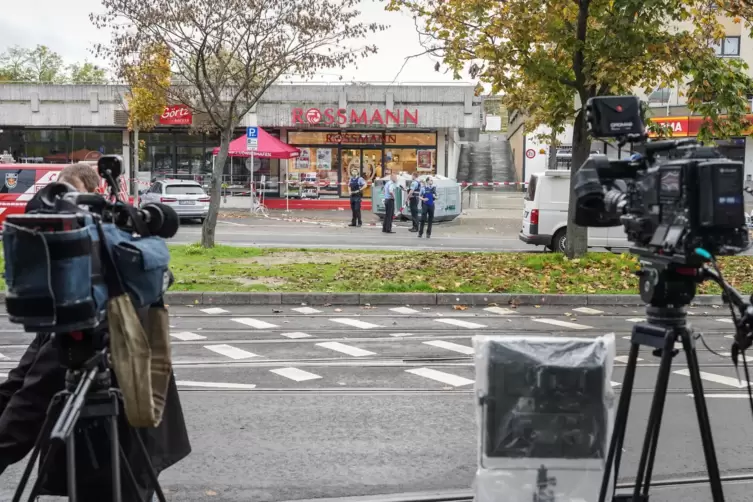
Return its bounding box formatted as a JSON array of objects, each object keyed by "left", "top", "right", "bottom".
[
  {"left": 293, "top": 307, "right": 322, "bottom": 314},
  {"left": 614, "top": 355, "right": 644, "bottom": 363},
  {"left": 532, "top": 318, "right": 591, "bottom": 330},
  {"left": 573, "top": 307, "right": 604, "bottom": 315},
  {"left": 390, "top": 307, "right": 419, "bottom": 314},
  {"left": 405, "top": 367, "right": 474, "bottom": 387},
  {"left": 423, "top": 340, "right": 474, "bottom": 355},
  {"left": 484, "top": 307, "right": 516, "bottom": 315},
  {"left": 715, "top": 318, "right": 734, "bottom": 324},
  {"left": 280, "top": 332, "right": 312, "bottom": 339},
  {"left": 674, "top": 369, "right": 748, "bottom": 388},
  {"left": 231, "top": 318, "right": 278, "bottom": 329},
  {"left": 434, "top": 319, "right": 486, "bottom": 329},
  {"left": 204, "top": 344, "right": 261, "bottom": 360},
  {"left": 270, "top": 367, "right": 322, "bottom": 382},
  {"left": 171, "top": 331, "right": 207, "bottom": 341},
  {"left": 201, "top": 308, "right": 229, "bottom": 314},
  {"left": 330, "top": 318, "right": 381, "bottom": 329},
  {"left": 177, "top": 380, "right": 257, "bottom": 390},
  {"left": 316, "top": 341, "right": 376, "bottom": 357}
]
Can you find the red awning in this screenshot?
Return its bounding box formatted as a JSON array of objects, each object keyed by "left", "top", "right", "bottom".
[{"left": 212, "top": 128, "right": 300, "bottom": 159}]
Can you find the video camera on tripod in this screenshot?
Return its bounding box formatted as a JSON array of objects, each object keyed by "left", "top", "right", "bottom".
[
  {"left": 3, "top": 155, "right": 180, "bottom": 502},
  {"left": 3, "top": 155, "right": 179, "bottom": 333},
  {"left": 570, "top": 96, "right": 753, "bottom": 502}
]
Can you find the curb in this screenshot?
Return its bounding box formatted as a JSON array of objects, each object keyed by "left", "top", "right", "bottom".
[
  {"left": 151, "top": 292, "right": 727, "bottom": 306},
  {"left": 0, "top": 292, "right": 727, "bottom": 307}
]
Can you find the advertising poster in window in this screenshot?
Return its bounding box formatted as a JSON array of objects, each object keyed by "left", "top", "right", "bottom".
[
  {"left": 417, "top": 149, "right": 433, "bottom": 172},
  {"left": 295, "top": 148, "right": 311, "bottom": 171},
  {"left": 316, "top": 148, "right": 332, "bottom": 170}
]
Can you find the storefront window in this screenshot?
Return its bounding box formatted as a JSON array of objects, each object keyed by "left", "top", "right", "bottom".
[
  {"left": 385, "top": 148, "right": 436, "bottom": 174},
  {"left": 392, "top": 132, "right": 437, "bottom": 146}
]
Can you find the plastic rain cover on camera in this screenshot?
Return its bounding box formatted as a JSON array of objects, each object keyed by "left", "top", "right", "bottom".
[{"left": 473, "top": 333, "right": 616, "bottom": 502}]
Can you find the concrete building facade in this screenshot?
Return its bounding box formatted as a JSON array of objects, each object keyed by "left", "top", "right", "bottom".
[{"left": 0, "top": 83, "right": 482, "bottom": 198}]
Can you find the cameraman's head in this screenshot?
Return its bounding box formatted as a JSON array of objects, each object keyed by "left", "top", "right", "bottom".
[{"left": 58, "top": 163, "right": 100, "bottom": 193}]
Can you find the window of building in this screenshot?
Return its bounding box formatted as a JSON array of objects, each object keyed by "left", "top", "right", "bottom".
[
  {"left": 648, "top": 87, "right": 671, "bottom": 105},
  {"left": 712, "top": 36, "right": 740, "bottom": 57}
]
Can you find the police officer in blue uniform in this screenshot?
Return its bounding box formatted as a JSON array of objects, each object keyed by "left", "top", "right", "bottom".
[
  {"left": 407, "top": 172, "right": 421, "bottom": 232},
  {"left": 382, "top": 173, "right": 397, "bottom": 233},
  {"left": 418, "top": 176, "right": 438, "bottom": 238},
  {"left": 348, "top": 167, "right": 367, "bottom": 227}
]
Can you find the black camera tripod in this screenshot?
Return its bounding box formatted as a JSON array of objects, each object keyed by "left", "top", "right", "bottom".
[
  {"left": 598, "top": 257, "right": 725, "bottom": 502},
  {"left": 12, "top": 333, "right": 167, "bottom": 502}
]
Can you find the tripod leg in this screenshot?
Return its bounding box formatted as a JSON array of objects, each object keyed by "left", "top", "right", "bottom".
[
  {"left": 118, "top": 443, "right": 149, "bottom": 502},
  {"left": 111, "top": 413, "right": 123, "bottom": 502},
  {"left": 14, "top": 394, "right": 64, "bottom": 502},
  {"left": 67, "top": 432, "right": 78, "bottom": 502},
  {"left": 598, "top": 342, "right": 641, "bottom": 502},
  {"left": 632, "top": 332, "right": 675, "bottom": 500},
  {"left": 130, "top": 427, "right": 168, "bottom": 502},
  {"left": 682, "top": 334, "right": 725, "bottom": 502}
]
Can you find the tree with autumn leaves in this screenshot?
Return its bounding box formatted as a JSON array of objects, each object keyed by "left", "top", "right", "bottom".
[
  {"left": 388, "top": 0, "right": 753, "bottom": 257},
  {"left": 92, "top": 0, "right": 384, "bottom": 248}
]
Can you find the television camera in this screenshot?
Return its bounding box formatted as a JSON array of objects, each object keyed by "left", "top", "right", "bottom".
[
  {"left": 573, "top": 97, "right": 753, "bottom": 502},
  {"left": 3, "top": 155, "right": 178, "bottom": 502}
]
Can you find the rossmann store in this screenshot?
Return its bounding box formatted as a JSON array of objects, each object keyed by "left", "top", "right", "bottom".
[
  {"left": 649, "top": 115, "right": 753, "bottom": 181},
  {"left": 0, "top": 83, "right": 481, "bottom": 207}
]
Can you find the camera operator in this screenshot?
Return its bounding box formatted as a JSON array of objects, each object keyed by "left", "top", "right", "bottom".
[{"left": 0, "top": 162, "right": 191, "bottom": 501}]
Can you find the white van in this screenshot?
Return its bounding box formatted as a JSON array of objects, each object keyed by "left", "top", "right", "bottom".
[{"left": 519, "top": 169, "right": 629, "bottom": 252}]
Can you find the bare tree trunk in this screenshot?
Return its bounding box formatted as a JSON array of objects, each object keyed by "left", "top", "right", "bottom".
[
  {"left": 548, "top": 129, "right": 558, "bottom": 171},
  {"left": 565, "top": 109, "right": 591, "bottom": 258},
  {"left": 202, "top": 129, "right": 231, "bottom": 248}
]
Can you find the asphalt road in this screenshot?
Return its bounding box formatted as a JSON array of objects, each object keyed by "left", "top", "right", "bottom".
[{"left": 2, "top": 303, "right": 753, "bottom": 501}]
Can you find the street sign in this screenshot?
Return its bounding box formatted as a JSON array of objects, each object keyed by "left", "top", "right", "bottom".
[
  {"left": 525, "top": 149, "right": 536, "bottom": 159},
  {"left": 246, "top": 126, "right": 258, "bottom": 151}
]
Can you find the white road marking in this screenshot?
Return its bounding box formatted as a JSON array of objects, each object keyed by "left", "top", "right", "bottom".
[
  {"left": 316, "top": 341, "right": 376, "bottom": 357},
  {"left": 611, "top": 381, "right": 622, "bottom": 387},
  {"left": 201, "top": 307, "right": 229, "bottom": 314},
  {"left": 204, "top": 344, "right": 261, "bottom": 360},
  {"left": 177, "top": 380, "right": 257, "bottom": 390},
  {"left": 231, "top": 318, "right": 278, "bottom": 329},
  {"left": 626, "top": 318, "right": 645, "bottom": 323},
  {"left": 390, "top": 307, "right": 419, "bottom": 314},
  {"left": 532, "top": 318, "right": 592, "bottom": 330},
  {"left": 280, "top": 332, "right": 312, "bottom": 339},
  {"left": 484, "top": 307, "right": 516, "bottom": 315},
  {"left": 424, "top": 340, "right": 475, "bottom": 355},
  {"left": 390, "top": 333, "right": 415, "bottom": 337},
  {"left": 0, "top": 372, "right": 7, "bottom": 378},
  {"left": 270, "top": 367, "right": 322, "bottom": 382},
  {"left": 573, "top": 307, "right": 604, "bottom": 315},
  {"left": 434, "top": 319, "right": 486, "bottom": 329},
  {"left": 406, "top": 367, "right": 474, "bottom": 387},
  {"left": 330, "top": 318, "right": 381, "bottom": 329},
  {"left": 689, "top": 394, "right": 752, "bottom": 399},
  {"left": 675, "top": 369, "right": 748, "bottom": 388},
  {"left": 171, "top": 331, "right": 207, "bottom": 341},
  {"left": 614, "top": 355, "right": 644, "bottom": 363},
  {"left": 293, "top": 307, "right": 322, "bottom": 315},
  {"left": 715, "top": 318, "right": 734, "bottom": 324}
]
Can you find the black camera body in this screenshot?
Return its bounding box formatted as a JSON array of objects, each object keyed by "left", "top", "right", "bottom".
[{"left": 574, "top": 96, "right": 749, "bottom": 263}]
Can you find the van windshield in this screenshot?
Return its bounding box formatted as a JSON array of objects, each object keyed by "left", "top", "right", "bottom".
[{"left": 525, "top": 175, "right": 537, "bottom": 201}]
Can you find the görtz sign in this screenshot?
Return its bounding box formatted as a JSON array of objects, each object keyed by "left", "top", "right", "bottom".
[{"left": 292, "top": 107, "right": 419, "bottom": 126}]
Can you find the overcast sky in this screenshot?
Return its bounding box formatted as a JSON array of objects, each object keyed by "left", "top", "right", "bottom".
[{"left": 0, "top": 0, "right": 469, "bottom": 85}]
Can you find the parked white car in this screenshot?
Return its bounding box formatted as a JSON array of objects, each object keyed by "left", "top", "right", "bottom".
[{"left": 140, "top": 179, "right": 210, "bottom": 222}]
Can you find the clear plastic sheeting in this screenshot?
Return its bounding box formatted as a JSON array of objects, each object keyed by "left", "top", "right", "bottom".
[{"left": 473, "top": 334, "right": 617, "bottom": 502}]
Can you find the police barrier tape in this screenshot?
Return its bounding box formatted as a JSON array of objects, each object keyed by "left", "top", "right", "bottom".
[{"left": 125, "top": 178, "right": 528, "bottom": 188}]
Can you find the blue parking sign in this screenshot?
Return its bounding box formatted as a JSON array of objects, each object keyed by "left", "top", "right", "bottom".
[
  {"left": 246, "top": 127, "right": 258, "bottom": 138},
  {"left": 246, "top": 127, "right": 259, "bottom": 151}
]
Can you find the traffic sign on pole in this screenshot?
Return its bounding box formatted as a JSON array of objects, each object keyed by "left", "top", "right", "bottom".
[{"left": 246, "top": 126, "right": 258, "bottom": 151}]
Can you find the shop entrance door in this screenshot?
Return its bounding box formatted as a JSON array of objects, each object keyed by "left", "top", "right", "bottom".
[{"left": 340, "top": 148, "right": 383, "bottom": 197}]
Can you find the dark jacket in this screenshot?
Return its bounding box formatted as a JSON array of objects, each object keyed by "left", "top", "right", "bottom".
[{"left": 0, "top": 193, "right": 191, "bottom": 500}]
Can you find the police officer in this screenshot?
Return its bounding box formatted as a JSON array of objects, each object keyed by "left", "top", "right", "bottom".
[
  {"left": 348, "top": 167, "right": 367, "bottom": 227},
  {"left": 382, "top": 173, "right": 397, "bottom": 233},
  {"left": 407, "top": 172, "right": 421, "bottom": 232},
  {"left": 418, "top": 176, "right": 438, "bottom": 238}
]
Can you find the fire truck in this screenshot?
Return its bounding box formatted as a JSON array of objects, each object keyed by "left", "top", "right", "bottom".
[{"left": 0, "top": 162, "right": 132, "bottom": 228}]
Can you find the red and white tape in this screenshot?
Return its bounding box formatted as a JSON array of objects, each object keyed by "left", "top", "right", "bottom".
[{"left": 125, "top": 178, "right": 528, "bottom": 188}]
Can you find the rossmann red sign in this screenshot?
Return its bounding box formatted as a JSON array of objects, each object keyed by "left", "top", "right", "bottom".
[
  {"left": 292, "top": 107, "right": 418, "bottom": 126},
  {"left": 159, "top": 104, "right": 193, "bottom": 125}
]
